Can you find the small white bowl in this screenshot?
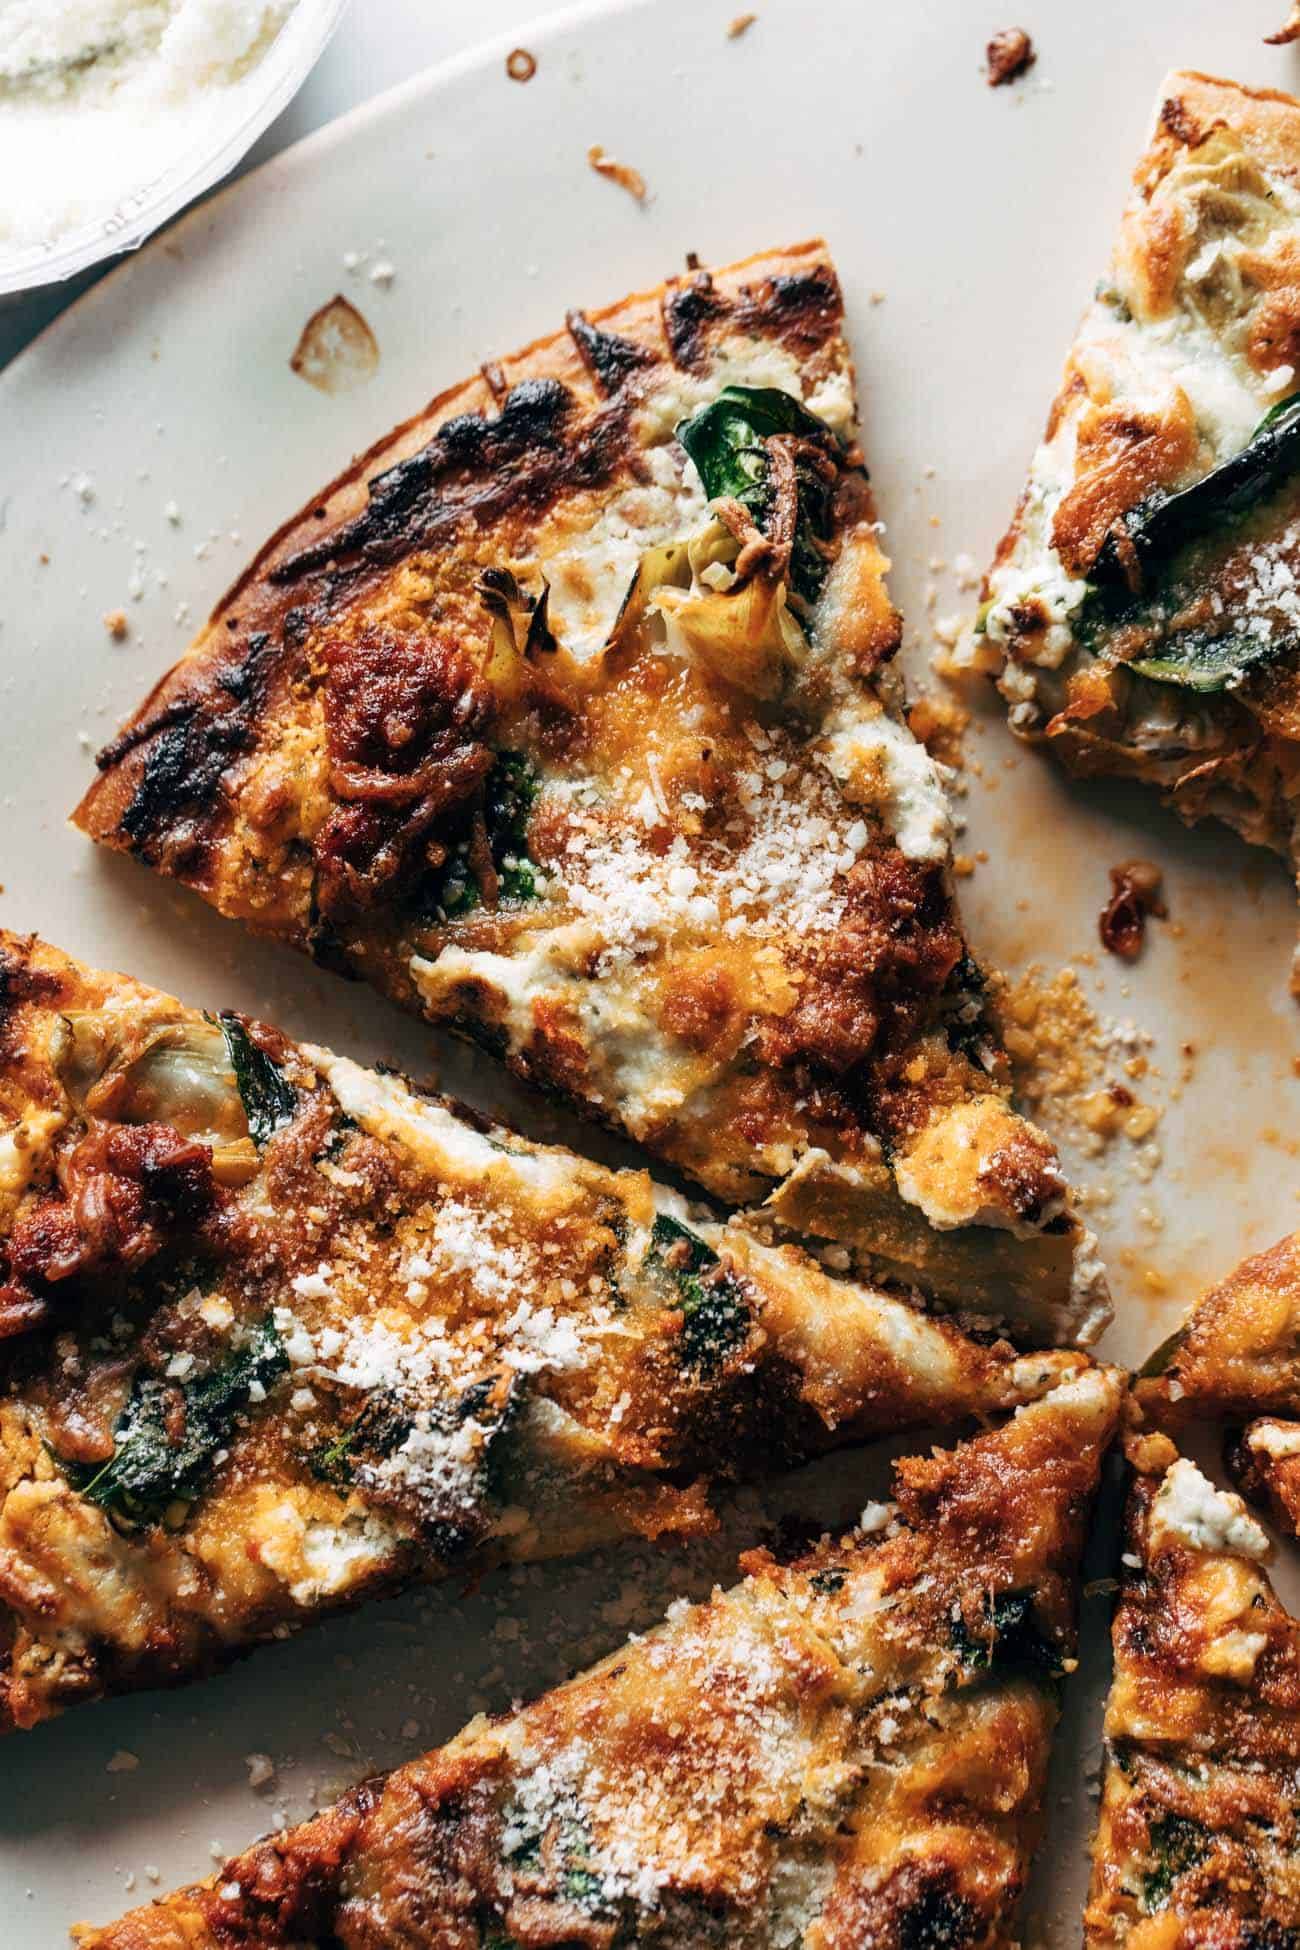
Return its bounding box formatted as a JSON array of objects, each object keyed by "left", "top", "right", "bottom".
[{"left": 0, "top": 0, "right": 348, "bottom": 298}]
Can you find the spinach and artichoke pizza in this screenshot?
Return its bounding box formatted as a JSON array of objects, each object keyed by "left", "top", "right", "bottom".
[
  {"left": 1086, "top": 1427, "right": 1300, "bottom": 1950},
  {"left": 74, "top": 1364, "right": 1123, "bottom": 1950},
  {"left": 967, "top": 71, "right": 1300, "bottom": 972},
  {"left": 74, "top": 241, "right": 1105, "bottom": 1345},
  {"left": 0, "top": 929, "right": 1094, "bottom": 1733}
]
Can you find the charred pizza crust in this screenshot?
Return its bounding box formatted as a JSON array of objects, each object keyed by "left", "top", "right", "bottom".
[
  {"left": 0, "top": 930, "right": 1091, "bottom": 1733},
  {"left": 74, "top": 241, "right": 1105, "bottom": 1344},
  {"left": 75, "top": 1365, "right": 1123, "bottom": 1949},
  {"left": 968, "top": 73, "right": 1300, "bottom": 978}
]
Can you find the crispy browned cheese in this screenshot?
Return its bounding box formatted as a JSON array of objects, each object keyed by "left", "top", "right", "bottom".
[
  {"left": 74, "top": 1365, "right": 1123, "bottom": 1950},
  {"left": 73, "top": 241, "right": 1105, "bottom": 1343},
  {"left": 1135, "top": 1229, "right": 1300, "bottom": 1425},
  {"left": 0, "top": 930, "right": 1093, "bottom": 1734},
  {"left": 969, "top": 73, "right": 1300, "bottom": 980},
  {"left": 1085, "top": 1433, "right": 1300, "bottom": 1950}
]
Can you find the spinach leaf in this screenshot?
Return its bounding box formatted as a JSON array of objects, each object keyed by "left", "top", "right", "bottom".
[
  {"left": 487, "top": 751, "right": 542, "bottom": 901},
  {"left": 1137, "top": 1325, "right": 1187, "bottom": 1381},
  {"left": 1084, "top": 394, "right": 1300, "bottom": 694},
  {"left": 502, "top": 1809, "right": 612, "bottom": 1921},
  {"left": 644, "top": 1214, "right": 751, "bottom": 1373},
  {"left": 1096, "top": 393, "right": 1300, "bottom": 589},
  {"left": 311, "top": 1390, "right": 412, "bottom": 1487},
  {"left": 1128, "top": 632, "right": 1278, "bottom": 693},
  {"left": 1141, "top": 1813, "right": 1208, "bottom": 1912},
  {"left": 950, "top": 1589, "right": 1062, "bottom": 1680},
  {"left": 809, "top": 1568, "right": 847, "bottom": 1596},
  {"left": 431, "top": 750, "right": 541, "bottom": 918},
  {"left": 66, "top": 1317, "right": 287, "bottom": 1526},
  {"left": 675, "top": 384, "right": 842, "bottom": 604},
  {"left": 218, "top": 1014, "right": 297, "bottom": 1147}
]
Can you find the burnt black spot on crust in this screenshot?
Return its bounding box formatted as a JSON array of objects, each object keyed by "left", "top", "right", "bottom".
[
  {"left": 115, "top": 633, "right": 280, "bottom": 855},
  {"left": 564, "top": 309, "right": 658, "bottom": 394},
  {"left": 661, "top": 271, "right": 732, "bottom": 372},
  {"left": 735, "top": 264, "right": 843, "bottom": 354},
  {"left": 272, "top": 377, "right": 630, "bottom": 585},
  {"left": 896, "top": 1871, "right": 980, "bottom": 1950}
]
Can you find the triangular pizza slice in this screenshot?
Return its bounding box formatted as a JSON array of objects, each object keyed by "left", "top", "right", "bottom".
[
  {"left": 0, "top": 930, "right": 1091, "bottom": 1732},
  {"left": 966, "top": 71, "right": 1300, "bottom": 980},
  {"left": 1086, "top": 1428, "right": 1300, "bottom": 1950},
  {"left": 1136, "top": 1230, "right": 1300, "bottom": 1535},
  {"left": 74, "top": 241, "right": 1105, "bottom": 1343},
  {"left": 74, "top": 1364, "right": 1123, "bottom": 1949}
]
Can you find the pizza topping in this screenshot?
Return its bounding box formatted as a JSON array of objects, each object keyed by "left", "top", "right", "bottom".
[
  {"left": 1140, "top": 1813, "right": 1209, "bottom": 1913},
  {"left": 5, "top": 1120, "right": 214, "bottom": 1293},
  {"left": 428, "top": 750, "right": 544, "bottom": 918},
  {"left": 217, "top": 1015, "right": 297, "bottom": 1148},
  {"left": 950, "top": 1587, "right": 1062, "bottom": 1679},
  {"left": 1148, "top": 1456, "right": 1271, "bottom": 1561},
  {"left": 50, "top": 1013, "right": 260, "bottom": 1186},
  {"left": 1099, "top": 860, "right": 1166, "bottom": 960},
  {"left": 57, "top": 1317, "right": 288, "bottom": 1530},
  {"left": 643, "top": 1212, "right": 752, "bottom": 1372},
  {"left": 316, "top": 626, "right": 497, "bottom": 918},
  {"left": 1093, "top": 389, "right": 1300, "bottom": 579},
  {"left": 674, "top": 383, "right": 846, "bottom": 604}
]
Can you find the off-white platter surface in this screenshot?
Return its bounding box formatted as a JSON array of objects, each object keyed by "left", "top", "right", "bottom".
[{"left": 3, "top": 0, "right": 1300, "bottom": 1938}]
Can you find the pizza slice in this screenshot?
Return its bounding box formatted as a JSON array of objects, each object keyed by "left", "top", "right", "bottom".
[
  {"left": 1085, "top": 1428, "right": 1300, "bottom": 1950},
  {"left": 74, "top": 1363, "right": 1123, "bottom": 1950},
  {"left": 74, "top": 240, "right": 1105, "bottom": 1343},
  {"left": 967, "top": 71, "right": 1300, "bottom": 974},
  {"left": 0, "top": 929, "right": 1095, "bottom": 1733},
  {"left": 1136, "top": 1230, "right": 1300, "bottom": 1533},
  {"left": 1136, "top": 1230, "right": 1300, "bottom": 1427}
]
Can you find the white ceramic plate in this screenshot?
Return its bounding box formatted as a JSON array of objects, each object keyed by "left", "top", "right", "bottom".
[{"left": 2, "top": 0, "right": 1300, "bottom": 1937}]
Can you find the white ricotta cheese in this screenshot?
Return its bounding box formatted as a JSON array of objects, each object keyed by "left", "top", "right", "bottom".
[
  {"left": 1149, "top": 1457, "right": 1271, "bottom": 1562},
  {"left": 1247, "top": 1419, "right": 1300, "bottom": 1461},
  {"left": 819, "top": 705, "right": 953, "bottom": 863}
]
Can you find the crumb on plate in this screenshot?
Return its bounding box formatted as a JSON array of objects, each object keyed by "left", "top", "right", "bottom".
[
  {"left": 986, "top": 26, "right": 1035, "bottom": 84},
  {"left": 586, "top": 143, "right": 647, "bottom": 202},
  {"left": 1099, "top": 861, "right": 1166, "bottom": 963}
]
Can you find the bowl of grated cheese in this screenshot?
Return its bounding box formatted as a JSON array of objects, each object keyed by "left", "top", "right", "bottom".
[{"left": 0, "top": 0, "right": 348, "bottom": 296}]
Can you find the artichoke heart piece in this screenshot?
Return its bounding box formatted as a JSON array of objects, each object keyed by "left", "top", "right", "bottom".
[
  {"left": 641, "top": 519, "right": 807, "bottom": 700},
  {"left": 49, "top": 1012, "right": 262, "bottom": 1186}
]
